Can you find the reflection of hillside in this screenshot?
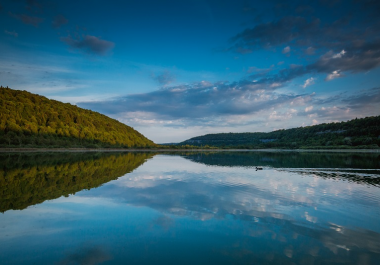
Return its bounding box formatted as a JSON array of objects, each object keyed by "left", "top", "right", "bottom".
[
  {"left": 278, "top": 168, "right": 380, "bottom": 187},
  {"left": 0, "top": 152, "right": 154, "bottom": 212},
  {"left": 181, "top": 151, "right": 380, "bottom": 169}
]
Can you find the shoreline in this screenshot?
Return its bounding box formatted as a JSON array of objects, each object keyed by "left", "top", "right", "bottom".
[{"left": 0, "top": 148, "right": 379, "bottom": 153}]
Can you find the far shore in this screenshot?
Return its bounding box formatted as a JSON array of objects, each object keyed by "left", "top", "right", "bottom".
[{"left": 0, "top": 148, "right": 379, "bottom": 153}]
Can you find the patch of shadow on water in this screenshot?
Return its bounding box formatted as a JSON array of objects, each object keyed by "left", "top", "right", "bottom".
[{"left": 58, "top": 245, "right": 112, "bottom": 265}]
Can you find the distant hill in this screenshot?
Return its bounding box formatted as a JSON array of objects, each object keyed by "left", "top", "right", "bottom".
[
  {"left": 180, "top": 116, "right": 380, "bottom": 149},
  {"left": 0, "top": 86, "right": 156, "bottom": 148}
]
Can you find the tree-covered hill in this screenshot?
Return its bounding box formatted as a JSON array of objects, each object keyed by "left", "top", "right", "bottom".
[
  {"left": 0, "top": 86, "right": 156, "bottom": 148},
  {"left": 180, "top": 116, "right": 380, "bottom": 149}
]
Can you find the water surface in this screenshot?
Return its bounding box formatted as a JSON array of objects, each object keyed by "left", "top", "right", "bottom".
[{"left": 0, "top": 151, "right": 379, "bottom": 264}]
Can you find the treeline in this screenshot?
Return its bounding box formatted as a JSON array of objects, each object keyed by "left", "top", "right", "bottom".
[
  {"left": 0, "top": 152, "right": 155, "bottom": 212},
  {"left": 180, "top": 116, "right": 380, "bottom": 149},
  {"left": 0, "top": 86, "right": 156, "bottom": 148}
]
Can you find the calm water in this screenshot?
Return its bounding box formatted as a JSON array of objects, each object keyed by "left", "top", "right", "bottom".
[{"left": 0, "top": 151, "right": 380, "bottom": 264}]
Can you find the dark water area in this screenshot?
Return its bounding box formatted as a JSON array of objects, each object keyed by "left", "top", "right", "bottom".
[{"left": 0, "top": 151, "right": 379, "bottom": 264}]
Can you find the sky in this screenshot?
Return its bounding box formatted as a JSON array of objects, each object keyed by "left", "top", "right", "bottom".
[{"left": 1, "top": 0, "right": 380, "bottom": 143}]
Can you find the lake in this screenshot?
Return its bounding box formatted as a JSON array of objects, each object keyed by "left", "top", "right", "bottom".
[{"left": 0, "top": 151, "right": 379, "bottom": 264}]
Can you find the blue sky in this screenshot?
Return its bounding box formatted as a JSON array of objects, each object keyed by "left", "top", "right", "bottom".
[{"left": 1, "top": 0, "right": 380, "bottom": 143}]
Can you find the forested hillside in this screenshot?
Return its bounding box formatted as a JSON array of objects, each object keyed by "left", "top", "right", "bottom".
[
  {"left": 0, "top": 86, "right": 156, "bottom": 148},
  {"left": 180, "top": 116, "right": 380, "bottom": 149}
]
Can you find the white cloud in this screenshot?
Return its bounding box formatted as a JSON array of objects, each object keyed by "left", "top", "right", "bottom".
[
  {"left": 290, "top": 94, "right": 314, "bottom": 106},
  {"left": 332, "top": 49, "right": 346, "bottom": 59},
  {"left": 302, "top": 77, "right": 315, "bottom": 88},
  {"left": 325, "top": 70, "right": 343, "bottom": 81},
  {"left": 308, "top": 113, "right": 317, "bottom": 118},
  {"left": 270, "top": 82, "right": 281, "bottom": 88},
  {"left": 4, "top": 30, "right": 18, "bottom": 37},
  {"left": 50, "top": 94, "right": 116, "bottom": 105},
  {"left": 269, "top": 109, "right": 297, "bottom": 120},
  {"left": 305, "top": 106, "right": 314, "bottom": 112},
  {"left": 282, "top": 46, "right": 291, "bottom": 54},
  {"left": 78, "top": 80, "right": 379, "bottom": 143},
  {"left": 312, "top": 119, "right": 318, "bottom": 125},
  {"left": 305, "top": 47, "right": 315, "bottom": 55}
]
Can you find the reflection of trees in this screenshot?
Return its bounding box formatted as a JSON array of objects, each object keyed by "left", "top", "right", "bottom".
[
  {"left": 278, "top": 169, "right": 380, "bottom": 187},
  {"left": 181, "top": 151, "right": 380, "bottom": 169},
  {"left": 0, "top": 152, "right": 154, "bottom": 212},
  {"left": 179, "top": 152, "right": 380, "bottom": 186}
]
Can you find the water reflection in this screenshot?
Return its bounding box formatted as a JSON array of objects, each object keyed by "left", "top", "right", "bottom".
[
  {"left": 0, "top": 152, "right": 380, "bottom": 264},
  {"left": 0, "top": 152, "right": 154, "bottom": 212},
  {"left": 87, "top": 154, "right": 380, "bottom": 263},
  {"left": 181, "top": 151, "right": 380, "bottom": 186},
  {"left": 180, "top": 151, "right": 380, "bottom": 169}
]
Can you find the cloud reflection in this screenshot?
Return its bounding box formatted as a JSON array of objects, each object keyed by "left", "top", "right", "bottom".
[
  {"left": 77, "top": 154, "right": 380, "bottom": 263},
  {"left": 1, "top": 153, "right": 380, "bottom": 264}
]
